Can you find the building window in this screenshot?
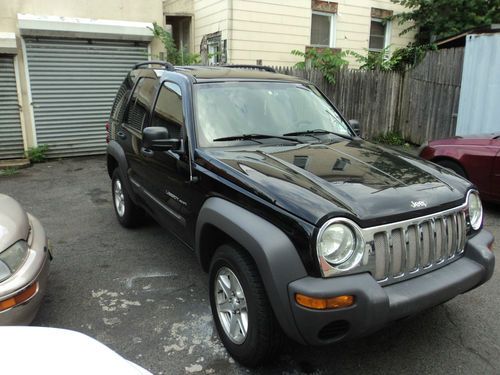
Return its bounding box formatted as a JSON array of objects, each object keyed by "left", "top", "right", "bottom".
[
  {"left": 369, "top": 8, "right": 393, "bottom": 51},
  {"left": 311, "top": 12, "right": 336, "bottom": 47}
]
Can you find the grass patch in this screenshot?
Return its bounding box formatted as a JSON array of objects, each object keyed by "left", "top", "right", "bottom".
[
  {"left": 0, "top": 167, "right": 19, "bottom": 177},
  {"left": 25, "top": 144, "right": 49, "bottom": 163},
  {"left": 373, "top": 132, "right": 407, "bottom": 146}
]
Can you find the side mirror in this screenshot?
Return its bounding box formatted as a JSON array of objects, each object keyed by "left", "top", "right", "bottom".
[
  {"left": 349, "top": 119, "right": 361, "bottom": 137},
  {"left": 142, "top": 127, "right": 180, "bottom": 151}
]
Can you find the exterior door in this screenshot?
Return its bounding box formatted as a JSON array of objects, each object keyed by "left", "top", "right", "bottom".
[
  {"left": 24, "top": 37, "right": 148, "bottom": 157},
  {"left": 0, "top": 55, "right": 24, "bottom": 159},
  {"left": 140, "top": 81, "right": 192, "bottom": 243}
]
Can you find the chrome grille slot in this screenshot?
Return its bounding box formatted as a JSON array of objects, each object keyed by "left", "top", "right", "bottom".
[
  {"left": 366, "top": 206, "right": 468, "bottom": 285},
  {"left": 407, "top": 225, "right": 417, "bottom": 272},
  {"left": 391, "top": 229, "right": 404, "bottom": 276},
  {"left": 374, "top": 233, "right": 387, "bottom": 280}
]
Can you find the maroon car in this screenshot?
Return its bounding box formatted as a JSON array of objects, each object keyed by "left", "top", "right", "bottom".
[{"left": 419, "top": 133, "right": 500, "bottom": 202}]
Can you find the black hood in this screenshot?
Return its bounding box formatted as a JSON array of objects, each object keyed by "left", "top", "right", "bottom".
[{"left": 199, "top": 140, "right": 471, "bottom": 226}]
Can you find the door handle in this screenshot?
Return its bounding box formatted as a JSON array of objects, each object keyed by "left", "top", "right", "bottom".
[
  {"left": 141, "top": 147, "right": 154, "bottom": 158},
  {"left": 117, "top": 131, "right": 126, "bottom": 140}
]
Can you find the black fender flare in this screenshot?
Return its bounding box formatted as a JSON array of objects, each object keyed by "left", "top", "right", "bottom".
[
  {"left": 106, "top": 141, "right": 136, "bottom": 200},
  {"left": 195, "top": 197, "right": 308, "bottom": 344}
]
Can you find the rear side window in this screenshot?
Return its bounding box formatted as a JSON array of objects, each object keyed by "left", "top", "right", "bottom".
[
  {"left": 110, "top": 81, "right": 130, "bottom": 124},
  {"left": 125, "top": 77, "right": 156, "bottom": 133},
  {"left": 150, "top": 82, "right": 184, "bottom": 139}
]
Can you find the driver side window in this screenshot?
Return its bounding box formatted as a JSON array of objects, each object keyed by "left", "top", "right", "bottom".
[{"left": 151, "top": 82, "right": 184, "bottom": 139}]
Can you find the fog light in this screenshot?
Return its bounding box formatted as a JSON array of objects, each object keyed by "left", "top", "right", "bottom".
[
  {"left": 0, "top": 282, "right": 38, "bottom": 312},
  {"left": 295, "top": 294, "right": 354, "bottom": 310}
]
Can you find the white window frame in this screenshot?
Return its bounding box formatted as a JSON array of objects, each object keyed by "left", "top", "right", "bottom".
[
  {"left": 310, "top": 11, "right": 336, "bottom": 48},
  {"left": 369, "top": 17, "right": 392, "bottom": 52}
]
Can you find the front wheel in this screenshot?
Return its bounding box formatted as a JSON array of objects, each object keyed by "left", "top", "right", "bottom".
[{"left": 209, "top": 244, "right": 283, "bottom": 367}]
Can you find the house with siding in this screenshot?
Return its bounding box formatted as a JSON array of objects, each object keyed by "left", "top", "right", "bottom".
[
  {"left": 0, "top": 0, "right": 163, "bottom": 159},
  {"left": 163, "top": 0, "right": 415, "bottom": 67}
]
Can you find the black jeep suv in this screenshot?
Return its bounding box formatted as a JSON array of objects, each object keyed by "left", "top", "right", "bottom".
[{"left": 106, "top": 61, "right": 495, "bottom": 366}]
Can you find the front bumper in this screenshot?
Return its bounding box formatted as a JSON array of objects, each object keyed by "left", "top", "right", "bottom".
[
  {"left": 288, "top": 229, "right": 494, "bottom": 345},
  {"left": 0, "top": 214, "right": 51, "bottom": 325}
]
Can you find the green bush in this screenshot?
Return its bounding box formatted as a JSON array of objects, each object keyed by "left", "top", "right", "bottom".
[
  {"left": 291, "top": 48, "right": 349, "bottom": 83},
  {"left": 150, "top": 22, "right": 200, "bottom": 65},
  {"left": 25, "top": 144, "right": 49, "bottom": 163}
]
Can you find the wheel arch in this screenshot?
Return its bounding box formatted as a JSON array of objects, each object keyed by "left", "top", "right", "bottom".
[
  {"left": 106, "top": 141, "right": 137, "bottom": 200},
  {"left": 195, "top": 197, "right": 308, "bottom": 344},
  {"left": 431, "top": 156, "right": 468, "bottom": 178}
]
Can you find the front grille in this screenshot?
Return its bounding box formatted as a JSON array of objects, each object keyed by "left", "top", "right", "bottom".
[{"left": 367, "top": 208, "right": 467, "bottom": 285}]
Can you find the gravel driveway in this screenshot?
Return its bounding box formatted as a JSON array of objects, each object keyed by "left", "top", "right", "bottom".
[{"left": 1, "top": 156, "right": 499, "bottom": 374}]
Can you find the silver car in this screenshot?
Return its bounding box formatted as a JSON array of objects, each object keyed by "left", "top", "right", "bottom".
[{"left": 0, "top": 194, "right": 51, "bottom": 324}]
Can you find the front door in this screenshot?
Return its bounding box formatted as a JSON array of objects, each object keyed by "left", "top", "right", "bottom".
[{"left": 140, "top": 81, "right": 193, "bottom": 244}]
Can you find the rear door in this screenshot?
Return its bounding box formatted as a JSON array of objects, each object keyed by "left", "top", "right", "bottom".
[{"left": 118, "top": 76, "right": 157, "bottom": 187}]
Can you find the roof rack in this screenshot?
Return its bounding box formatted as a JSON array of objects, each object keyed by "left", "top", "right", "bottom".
[
  {"left": 134, "top": 60, "right": 175, "bottom": 71},
  {"left": 222, "top": 64, "right": 276, "bottom": 73}
]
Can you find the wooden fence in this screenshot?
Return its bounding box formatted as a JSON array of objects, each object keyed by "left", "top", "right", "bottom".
[{"left": 274, "top": 48, "right": 464, "bottom": 145}]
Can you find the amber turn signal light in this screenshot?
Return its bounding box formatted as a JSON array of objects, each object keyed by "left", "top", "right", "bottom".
[
  {"left": 0, "top": 282, "right": 38, "bottom": 312},
  {"left": 295, "top": 293, "right": 354, "bottom": 310}
]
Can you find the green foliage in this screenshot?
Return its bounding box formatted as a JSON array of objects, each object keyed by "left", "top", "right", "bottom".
[
  {"left": 390, "top": 0, "right": 500, "bottom": 43},
  {"left": 291, "top": 48, "right": 349, "bottom": 83},
  {"left": 0, "top": 167, "right": 19, "bottom": 177},
  {"left": 373, "top": 131, "right": 407, "bottom": 146},
  {"left": 150, "top": 22, "right": 200, "bottom": 65},
  {"left": 351, "top": 43, "right": 437, "bottom": 72},
  {"left": 350, "top": 46, "right": 402, "bottom": 71},
  {"left": 25, "top": 144, "right": 49, "bottom": 163}
]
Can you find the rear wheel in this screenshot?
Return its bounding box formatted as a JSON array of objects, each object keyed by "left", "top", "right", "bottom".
[
  {"left": 209, "top": 243, "right": 283, "bottom": 367},
  {"left": 436, "top": 159, "right": 467, "bottom": 178},
  {"left": 111, "top": 169, "right": 143, "bottom": 227}
]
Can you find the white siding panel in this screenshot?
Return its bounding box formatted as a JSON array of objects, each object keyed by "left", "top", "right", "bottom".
[{"left": 456, "top": 34, "right": 500, "bottom": 135}]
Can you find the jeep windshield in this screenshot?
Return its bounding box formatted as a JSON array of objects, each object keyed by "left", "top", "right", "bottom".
[{"left": 194, "top": 82, "right": 353, "bottom": 147}]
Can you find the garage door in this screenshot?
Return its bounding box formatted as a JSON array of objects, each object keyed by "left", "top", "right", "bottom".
[
  {"left": 24, "top": 37, "right": 148, "bottom": 158},
  {"left": 0, "top": 55, "right": 24, "bottom": 159}
]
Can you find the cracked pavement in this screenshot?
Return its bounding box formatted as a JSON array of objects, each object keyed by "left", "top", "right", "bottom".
[{"left": 1, "top": 156, "right": 499, "bottom": 374}]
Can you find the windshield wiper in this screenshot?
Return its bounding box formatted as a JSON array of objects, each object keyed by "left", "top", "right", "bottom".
[
  {"left": 213, "top": 133, "right": 300, "bottom": 143},
  {"left": 283, "top": 129, "right": 352, "bottom": 140}
]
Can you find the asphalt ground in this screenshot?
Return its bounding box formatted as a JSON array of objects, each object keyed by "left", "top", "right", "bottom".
[{"left": 1, "top": 156, "right": 499, "bottom": 375}]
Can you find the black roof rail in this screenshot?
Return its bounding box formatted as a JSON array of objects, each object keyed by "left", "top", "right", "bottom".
[
  {"left": 134, "top": 61, "right": 175, "bottom": 71},
  {"left": 222, "top": 64, "right": 276, "bottom": 73}
]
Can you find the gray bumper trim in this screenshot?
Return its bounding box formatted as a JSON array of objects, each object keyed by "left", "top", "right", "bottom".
[{"left": 287, "top": 229, "right": 494, "bottom": 345}]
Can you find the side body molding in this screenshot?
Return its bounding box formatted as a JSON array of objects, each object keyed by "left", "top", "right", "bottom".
[{"left": 195, "top": 197, "right": 308, "bottom": 343}]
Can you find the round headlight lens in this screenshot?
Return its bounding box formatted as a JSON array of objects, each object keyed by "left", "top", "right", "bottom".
[
  {"left": 468, "top": 192, "right": 483, "bottom": 230},
  {"left": 318, "top": 223, "right": 356, "bottom": 265}
]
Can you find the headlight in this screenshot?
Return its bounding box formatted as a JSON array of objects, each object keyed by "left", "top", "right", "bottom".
[
  {"left": 317, "top": 219, "right": 365, "bottom": 274},
  {"left": 467, "top": 191, "right": 483, "bottom": 231},
  {"left": 318, "top": 224, "right": 356, "bottom": 264},
  {"left": 0, "top": 240, "right": 29, "bottom": 280}
]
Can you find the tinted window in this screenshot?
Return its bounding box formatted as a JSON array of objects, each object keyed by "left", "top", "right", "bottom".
[
  {"left": 151, "top": 82, "right": 183, "bottom": 139},
  {"left": 125, "top": 77, "right": 156, "bottom": 132}
]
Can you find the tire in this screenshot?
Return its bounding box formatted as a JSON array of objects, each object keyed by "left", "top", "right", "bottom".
[
  {"left": 111, "top": 169, "right": 143, "bottom": 227},
  {"left": 436, "top": 159, "right": 467, "bottom": 178},
  {"left": 209, "top": 243, "right": 283, "bottom": 367}
]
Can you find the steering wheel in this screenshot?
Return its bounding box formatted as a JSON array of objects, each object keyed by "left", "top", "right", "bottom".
[{"left": 293, "top": 120, "right": 313, "bottom": 131}]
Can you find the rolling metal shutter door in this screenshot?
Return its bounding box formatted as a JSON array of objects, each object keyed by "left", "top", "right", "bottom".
[
  {"left": 24, "top": 37, "right": 148, "bottom": 157},
  {"left": 0, "top": 56, "right": 24, "bottom": 159}
]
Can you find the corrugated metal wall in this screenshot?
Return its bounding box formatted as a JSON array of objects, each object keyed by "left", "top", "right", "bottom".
[
  {"left": 0, "top": 55, "right": 24, "bottom": 159},
  {"left": 456, "top": 33, "right": 500, "bottom": 136},
  {"left": 24, "top": 37, "right": 148, "bottom": 157}
]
